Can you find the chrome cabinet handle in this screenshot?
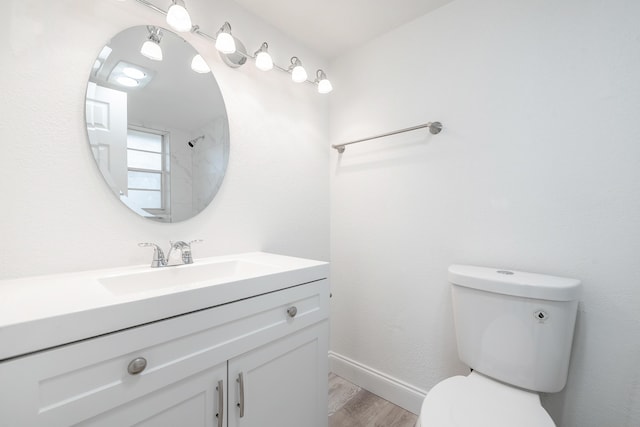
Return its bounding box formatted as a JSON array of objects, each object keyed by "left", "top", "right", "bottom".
[
  {"left": 287, "top": 306, "right": 298, "bottom": 318},
  {"left": 216, "top": 379, "right": 224, "bottom": 427},
  {"left": 237, "top": 372, "right": 245, "bottom": 418},
  {"left": 127, "top": 357, "right": 147, "bottom": 375}
]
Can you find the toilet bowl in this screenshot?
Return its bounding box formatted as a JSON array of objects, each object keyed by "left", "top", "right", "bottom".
[
  {"left": 416, "top": 372, "right": 554, "bottom": 427},
  {"left": 417, "top": 265, "right": 581, "bottom": 427}
]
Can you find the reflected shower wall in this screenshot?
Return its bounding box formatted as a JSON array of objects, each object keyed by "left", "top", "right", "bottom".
[{"left": 192, "top": 116, "right": 229, "bottom": 216}]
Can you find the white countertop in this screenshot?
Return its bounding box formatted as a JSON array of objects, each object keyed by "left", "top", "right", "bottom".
[{"left": 0, "top": 252, "right": 329, "bottom": 361}]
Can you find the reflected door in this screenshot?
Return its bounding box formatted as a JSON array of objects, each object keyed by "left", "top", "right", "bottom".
[{"left": 86, "top": 82, "right": 128, "bottom": 195}]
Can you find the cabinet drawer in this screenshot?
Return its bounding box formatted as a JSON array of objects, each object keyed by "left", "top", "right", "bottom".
[{"left": 0, "top": 280, "right": 328, "bottom": 426}]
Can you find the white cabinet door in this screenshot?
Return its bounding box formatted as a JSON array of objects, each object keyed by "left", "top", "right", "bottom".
[
  {"left": 228, "top": 322, "right": 329, "bottom": 427},
  {"left": 76, "top": 362, "right": 227, "bottom": 427}
]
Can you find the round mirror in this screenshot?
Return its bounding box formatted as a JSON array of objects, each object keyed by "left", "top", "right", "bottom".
[{"left": 85, "top": 26, "right": 229, "bottom": 222}]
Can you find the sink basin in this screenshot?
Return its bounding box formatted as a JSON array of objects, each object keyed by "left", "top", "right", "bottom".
[{"left": 99, "top": 259, "right": 280, "bottom": 295}]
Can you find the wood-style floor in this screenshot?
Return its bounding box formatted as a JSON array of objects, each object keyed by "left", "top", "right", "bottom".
[{"left": 328, "top": 373, "right": 418, "bottom": 427}]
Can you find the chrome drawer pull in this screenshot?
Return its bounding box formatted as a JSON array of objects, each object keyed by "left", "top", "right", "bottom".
[
  {"left": 216, "top": 379, "right": 224, "bottom": 427},
  {"left": 237, "top": 372, "right": 245, "bottom": 418},
  {"left": 127, "top": 357, "right": 147, "bottom": 375},
  {"left": 287, "top": 306, "right": 298, "bottom": 318}
]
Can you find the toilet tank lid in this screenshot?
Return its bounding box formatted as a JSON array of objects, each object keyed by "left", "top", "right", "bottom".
[{"left": 448, "top": 265, "right": 581, "bottom": 301}]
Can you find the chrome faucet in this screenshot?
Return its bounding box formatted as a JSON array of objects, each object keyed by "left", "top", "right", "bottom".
[
  {"left": 138, "top": 240, "right": 202, "bottom": 267},
  {"left": 138, "top": 242, "right": 167, "bottom": 268},
  {"left": 166, "top": 240, "right": 194, "bottom": 266}
]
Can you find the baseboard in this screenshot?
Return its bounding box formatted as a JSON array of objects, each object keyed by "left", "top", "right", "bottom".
[{"left": 328, "top": 351, "right": 427, "bottom": 415}]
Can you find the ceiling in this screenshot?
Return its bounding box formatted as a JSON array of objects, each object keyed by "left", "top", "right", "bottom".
[{"left": 232, "top": 0, "right": 455, "bottom": 59}]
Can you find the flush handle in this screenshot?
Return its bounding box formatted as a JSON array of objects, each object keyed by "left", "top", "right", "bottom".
[
  {"left": 534, "top": 310, "right": 549, "bottom": 322},
  {"left": 127, "top": 357, "right": 147, "bottom": 375}
]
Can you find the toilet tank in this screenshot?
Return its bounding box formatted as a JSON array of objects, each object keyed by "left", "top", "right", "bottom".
[{"left": 449, "top": 265, "right": 581, "bottom": 393}]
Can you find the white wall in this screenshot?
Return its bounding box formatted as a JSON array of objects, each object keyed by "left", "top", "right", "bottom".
[
  {"left": 0, "top": 0, "right": 329, "bottom": 279},
  {"left": 329, "top": 0, "right": 640, "bottom": 425}
]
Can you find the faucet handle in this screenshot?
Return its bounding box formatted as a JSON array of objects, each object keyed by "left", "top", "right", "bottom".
[
  {"left": 179, "top": 240, "right": 202, "bottom": 264},
  {"left": 138, "top": 242, "right": 167, "bottom": 268}
]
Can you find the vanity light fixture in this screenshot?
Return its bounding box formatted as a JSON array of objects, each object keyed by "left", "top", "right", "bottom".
[
  {"left": 254, "top": 42, "right": 273, "bottom": 71},
  {"left": 289, "top": 57, "right": 307, "bottom": 83},
  {"left": 315, "top": 69, "right": 333, "bottom": 94},
  {"left": 190, "top": 54, "right": 211, "bottom": 73},
  {"left": 131, "top": 0, "right": 333, "bottom": 93},
  {"left": 166, "top": 0, "right": 192, "bottom": 32},
  {"left": 140, "top": 26, "right": 163, "bottom": 61},
  {"left": 215, "top": 22, "right": 236, "bottom": 54}
]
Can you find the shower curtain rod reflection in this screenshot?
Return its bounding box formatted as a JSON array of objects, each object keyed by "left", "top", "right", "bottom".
[{"left": 332, "top": 121, "right": 443, "bottom": 153}]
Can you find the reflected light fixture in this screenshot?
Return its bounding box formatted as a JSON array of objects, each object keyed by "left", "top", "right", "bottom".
[
  {"left": 315, "top": 69, "right": 333, "bottom": 94},
  {"left": 254, "top": 42, "right": 273, "bottom": 71},
  {"left": 91, "top": 45, "right": 112, "bottom": 77},
  {"left": 289, "top": 57, "right": 307, "bottom": 82},
  {"left": 166, "top": 0, "right": 192, "bottom": 32},
  {"left": 108, "top": 61, "right": 154, "bottom": 89},
  {"left": 215, "top": 22, "right": 236, "bottom": 54},
  {"left": 122, "top": 66, "right": 146, "bottom": 79},
  {"left": 190, "top": 54, "right": 211, "bottom": 73},
  {"left": 116, "top": 76, "right": 139, "bottom": 87},
  {"left": 140, "top": 26, "right": 163, "bottom": 61}
]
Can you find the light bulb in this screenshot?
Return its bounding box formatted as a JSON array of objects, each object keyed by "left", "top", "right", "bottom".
[
  {"left": 254, "top": 43, "right": 273, "bottom": 71},
  {"left": 255, "top": 51, "right": 273, "bottom": 71},
  {"left": 215, "top": 32, "right": 236, "bottom": 54},
  {"left": 215, "top": 23, "right": 236, "bottom": 54},
  {"left": 166, "top": 0, "right": 192, "bottom": 32},
  {"left": 289, "top": 57, "right": 307, "bottom": 82},
  {"left": 140, "top": 40, "right": 162, "bottom": 61},
  {"left": 317, "top": 78, "right": 333, "bottom": 94},
  {"left": 314, "top": 69, "right": 333, "bottom": 93},
  {"left": 315, "top": 70, "right": 333, "bottom": 93},
  {"left": 292, "top": 65, "right": 307, "bottom": 82},
  {"left": 191, "top": 54, "right": 210, "bottom": 73}
]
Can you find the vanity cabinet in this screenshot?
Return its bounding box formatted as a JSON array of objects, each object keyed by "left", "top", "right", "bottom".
[{"left": 0, "top": 280, "right": 329, "bottom": 427}]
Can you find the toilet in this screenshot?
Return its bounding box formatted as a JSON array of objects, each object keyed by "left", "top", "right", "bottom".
[{"left": 417, "top": 265, "right": 581, "bottom": 427}]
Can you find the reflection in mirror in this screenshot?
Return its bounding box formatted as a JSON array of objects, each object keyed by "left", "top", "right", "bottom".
[{"left": 85, "top": 26, "right": 229, "bottom": 222}]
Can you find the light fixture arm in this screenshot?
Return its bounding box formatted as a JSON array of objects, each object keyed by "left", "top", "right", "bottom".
[
  {"left": 315, "top": 69, "right": 327, "bottom": 81},
  {"left": 147, "top": 25, "right": 163, "bottom": 43},
  {"left": 135, "top": 0, "right": 167, "bottom": 16},
  {"left": 255, "top": 42, "right": 269, "bottom": 55},
  {"left": 217, "top": 21, "right": 232, "bottom": 35},
  {"left": 289, "top": 56, "right": 302, "bottom": 68}
]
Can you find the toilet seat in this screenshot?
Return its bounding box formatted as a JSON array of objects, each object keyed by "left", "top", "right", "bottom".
[{"left": 418, "top": 372, "right": 555, "bottom": 427}]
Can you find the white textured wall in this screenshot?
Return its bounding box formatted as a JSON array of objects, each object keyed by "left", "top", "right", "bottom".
[
  {"left": 0, "top": 0, "right": 329, "bottom": 279},
  {"left": 329, "top": 0, "right": 640, "bottom": 425}
]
